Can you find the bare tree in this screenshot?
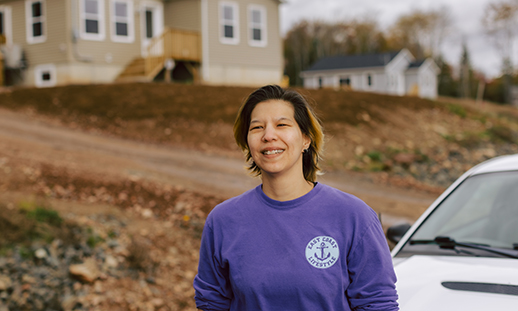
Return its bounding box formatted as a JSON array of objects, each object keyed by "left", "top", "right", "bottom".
[
  {"left": 482, "top": 0, "right": 518, "bottom": 103},
  {"left": 284, "top": 18, "right": 387, "bottom": 86},
  {"left": 387, "top": 8, "right": 452, "bottom": 59}
]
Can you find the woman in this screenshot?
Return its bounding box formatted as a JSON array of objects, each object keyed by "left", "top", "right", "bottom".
[{"left": 193, "top": 85, "right": 398, "bottom": 310}]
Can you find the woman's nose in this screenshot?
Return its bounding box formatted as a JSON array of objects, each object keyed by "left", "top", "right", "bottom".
[{"left": 262, "top": 125, "right": 277, "bottom": 141}]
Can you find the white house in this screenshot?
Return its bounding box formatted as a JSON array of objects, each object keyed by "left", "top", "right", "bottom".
[{"left": 300, "top": 49, "right": 440, "bottom": 99}]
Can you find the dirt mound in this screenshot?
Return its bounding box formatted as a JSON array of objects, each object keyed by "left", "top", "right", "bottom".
[
  {"left": 0, "top": 83, "right": 517, "bottom": 310},
  {"left": 2, "top": 82, "right": 516, "bottom": 188}
]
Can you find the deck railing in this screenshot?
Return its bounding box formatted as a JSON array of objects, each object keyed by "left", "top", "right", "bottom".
[{"left": 145, "top": 28, "right": 201, "bottom": 79}]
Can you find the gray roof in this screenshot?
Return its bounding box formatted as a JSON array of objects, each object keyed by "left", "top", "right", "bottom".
[
  {"left": 304, "top": 51, "right": 401, "bottom": 72},
  {"left": 408, "top": 60, "right": 426, "bottom": 68}
]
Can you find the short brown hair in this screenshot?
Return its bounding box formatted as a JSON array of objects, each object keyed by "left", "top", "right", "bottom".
[{"left": 233, "top": 85, "right": 324, "bottom": 182}]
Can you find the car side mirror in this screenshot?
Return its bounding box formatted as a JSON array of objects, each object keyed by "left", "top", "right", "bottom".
[{"left": 387, "top": 223, "right": 412, "bottom": 244}]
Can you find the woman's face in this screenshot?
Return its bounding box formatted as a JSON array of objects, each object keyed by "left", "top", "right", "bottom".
[{"left": 247, "top": 99, "right": 310, "bottom": 180}]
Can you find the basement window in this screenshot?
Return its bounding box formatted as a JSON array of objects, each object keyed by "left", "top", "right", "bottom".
[
  {"left": 110, "top": 0, "right": 134, "bottom": 43},
  {"left": 35, "top": 64, "right": 57, "bottom": 88},
  {"left": 219, "top": 1, "right": 239, "bottom": 45},
  {"left": 80, "top": 0, "right": 106, "bottom": 41},
  {"left": 25, "top": 0, "right": 46, "bottom": 44}
]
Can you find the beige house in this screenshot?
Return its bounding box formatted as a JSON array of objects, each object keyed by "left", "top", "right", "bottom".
[{"left": 0, "top": 0, "right": 283, "bottom": 87}]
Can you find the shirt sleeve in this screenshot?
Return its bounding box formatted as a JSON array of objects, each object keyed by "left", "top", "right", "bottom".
[
  {"left": 346, "top": 215, "right": 399, "bottom": 311},
  {"left": 193, "top": 221, "right": 233, "bottom": 311}
]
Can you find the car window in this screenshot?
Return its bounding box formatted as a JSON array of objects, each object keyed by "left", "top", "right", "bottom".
[{"left": 410, "top": 171, "right": 518, "bottom": 249}]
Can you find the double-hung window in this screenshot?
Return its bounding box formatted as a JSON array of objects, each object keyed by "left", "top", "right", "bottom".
[
  {"left": 248, "top": 4, "right": 266, "bottom": 47},
  {"left": 80, "top": 0, "right": 105, "bottom": 41},
  {"left": 110, "top": 0, "right": 133, "bottom": 43},
  {"left": 219, "top": 1, "right": 239, "bottom": 45},
  {"left": 25, "top": 0, "right": 46, "bottom": 44}
]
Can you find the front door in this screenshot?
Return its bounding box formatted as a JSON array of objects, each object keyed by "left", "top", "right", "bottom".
[
  {"left": 0, "top": 5, "right": 12, "bottom": 46},
  {"left": 140, "top": 1, "right": 163, "bottom": 57}
]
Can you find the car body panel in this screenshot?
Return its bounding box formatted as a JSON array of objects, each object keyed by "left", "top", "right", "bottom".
[
  {"left": 391, "top": 154, "right": 518, "bottom": 256},
  {"left": 391, "top": 154, "right": 518, "bottom": 310},
  {"left": 395, "top": 256, "right": 518, "bottom": 310}
]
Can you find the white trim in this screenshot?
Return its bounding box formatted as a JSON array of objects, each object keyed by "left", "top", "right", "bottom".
[
  {"left": 247, "top": 4, "right": 266, "bottom": 47},
  {"left": 219, "top": 1, "right": 239, "bottom": 45},
  {"left": 25, "top": 0, "right": 46, "bottom": 44},
  {"left": 79, "top": 0, "right": 106, "bottom": 41},
  {"left": 34, "top": 63, "right": 57, "bottom": 87},
  {"left": 139, "top": 1, "right": 163, "bottom": 57},
  {"left": 201, "top": 0, "right": 210, "bottom": 81},
  {"left": 0, "top": 5, "right": 13, "bottom": 46},
  {"left": 109, "top": 0, "right": 134, "bottom": 43}
]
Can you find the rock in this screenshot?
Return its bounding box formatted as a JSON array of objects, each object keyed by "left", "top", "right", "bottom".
[
  {"left": 61, "top": 294, "right": 77, "bottom": 311},
  {"left": 34, "top": 248, "right": 47, "bottom": 259},
  {"left": 69, "top": 258, "right": 100, "bottom": 283},
  {"left": 104, "top": 255, "right": 118, "bottom": 269},
  {"left": 393, "top": 153, "right": 416, "bottom": 166},
  {"left": 21, "top": 274, "right": 36, "bottom": 284},
  {"left": 151, "top": 298, "right": 164, "bottom": 308},
  {"left": 94, "top": 280, "right": 103, "bottom": 294},
  {"left": 141, "top": 208, "right": 154, "bottom": 219},
  {"left": 0, "top": 275, "right": 12, "bottom": 291}
]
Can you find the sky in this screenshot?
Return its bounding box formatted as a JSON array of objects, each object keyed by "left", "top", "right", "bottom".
[{"left": 279, "top": 0, "right": 513, "bottom": 79}]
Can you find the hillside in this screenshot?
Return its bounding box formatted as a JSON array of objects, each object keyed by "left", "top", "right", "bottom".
[
  {"left": 1, "top": 83, "right": 517, "bottom": 190},
  {"left": 0, "top": 83, "right": 517, "bottom": 310}
]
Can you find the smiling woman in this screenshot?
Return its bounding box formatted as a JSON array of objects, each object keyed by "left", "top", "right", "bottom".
[{"left": 193, "top": 85, "right": 399, "bottom": 311}]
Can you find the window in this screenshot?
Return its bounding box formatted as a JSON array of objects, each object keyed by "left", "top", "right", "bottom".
[
  {"left": 248, "top": 4, "right": 266, "bottom": 47},
  {"left": 339, "top": 77, "right": 350, "bottom": 86},
  {"left": 219, "top": 2, "right": 239, "bottom": 45},
  {"left": 0, "top": 11, "right": 4, "bottom": 36},
  {"left": 145, "top": 9, "right": 153, "bottom": 38},
  {"left": 110, "top": 0, "right": 134, "bottom": 43},
  {"left": 35, "top": 64, "right": 57, "bottom": 88},
  {"left": 25, "top": 0, "right": 46, "bottom": 44},
  {"left": 364, "top": 73, "right": 373, "bottom": 88},
  {"left": 80, "top": 0, "right": 105, "bottom": 41}
]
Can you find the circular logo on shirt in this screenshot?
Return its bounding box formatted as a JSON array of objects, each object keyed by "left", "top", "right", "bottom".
[{"left": 305, "top": 236, "right": 339, "bottom": 269}]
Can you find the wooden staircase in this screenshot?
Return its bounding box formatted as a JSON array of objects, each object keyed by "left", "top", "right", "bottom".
[
  {"left": 115, "top": 57, "right": 147, "bottom": 82},
  {"left": 115, "top": 28, "right": 201, "bottom": 83}
]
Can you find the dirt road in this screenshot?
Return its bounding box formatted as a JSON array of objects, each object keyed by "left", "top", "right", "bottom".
[{"left": 0, "top": 107, "right": 437, "bottom": 228}]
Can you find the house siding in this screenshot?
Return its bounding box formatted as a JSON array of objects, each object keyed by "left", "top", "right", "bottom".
[
  {"left": 204, "top": 0, "right": 282, "bottom": 86},
  {"left": 164, "top": 0, "right": 200, "bottom": 32},
  {"left": 8, "top": 0, "right": 68, "bottom": 66},
  {"left": 71, "top": 0, "right": 141, "bottom": 66}
]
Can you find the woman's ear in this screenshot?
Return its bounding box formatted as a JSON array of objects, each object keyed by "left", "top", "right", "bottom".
[{"left": 303, "top": 135, "right": 311, "bottom": 151}]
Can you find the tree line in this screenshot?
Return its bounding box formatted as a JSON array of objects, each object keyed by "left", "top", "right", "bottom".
[{"left": 284, "top": 1, "right": 518, "bottom": 104}]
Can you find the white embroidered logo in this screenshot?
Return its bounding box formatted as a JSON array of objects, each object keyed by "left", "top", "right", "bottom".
[{"left": 306, "top": 236, "right": 339, "bottom": 269}]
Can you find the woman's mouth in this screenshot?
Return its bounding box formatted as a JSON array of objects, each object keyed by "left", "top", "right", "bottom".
[{"left": 263, "top": 149, "right": 284, "bottom": 155}]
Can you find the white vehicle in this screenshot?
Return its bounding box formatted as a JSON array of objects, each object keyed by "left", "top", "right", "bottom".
[{"left": 387, "top": 154, "right": 518, "bottom": 310}]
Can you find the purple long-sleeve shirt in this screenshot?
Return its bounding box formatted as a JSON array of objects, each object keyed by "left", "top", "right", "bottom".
[{"left": 193, "top": 183, "right": 398, "bottom": 311}]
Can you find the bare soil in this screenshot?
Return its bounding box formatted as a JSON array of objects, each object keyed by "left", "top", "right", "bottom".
[{"left": 0, "top": 83, "right": 517, "bottom": 310}]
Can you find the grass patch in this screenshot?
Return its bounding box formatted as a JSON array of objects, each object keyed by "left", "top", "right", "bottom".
[
  {"left": 26, "top": 206, "right": 63, "bottom": 226},
  {"left": 486, "top": 125, "right": 516, "bottom": 143},
  {"left": 0, "top": 200, "right": 85, "bottom": 252},
  {"left": 367, "top": 151, "right": 383, "bottom": 162},
  {"left": 447, "top": 104, "right": 467, "bottom": 118}
]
